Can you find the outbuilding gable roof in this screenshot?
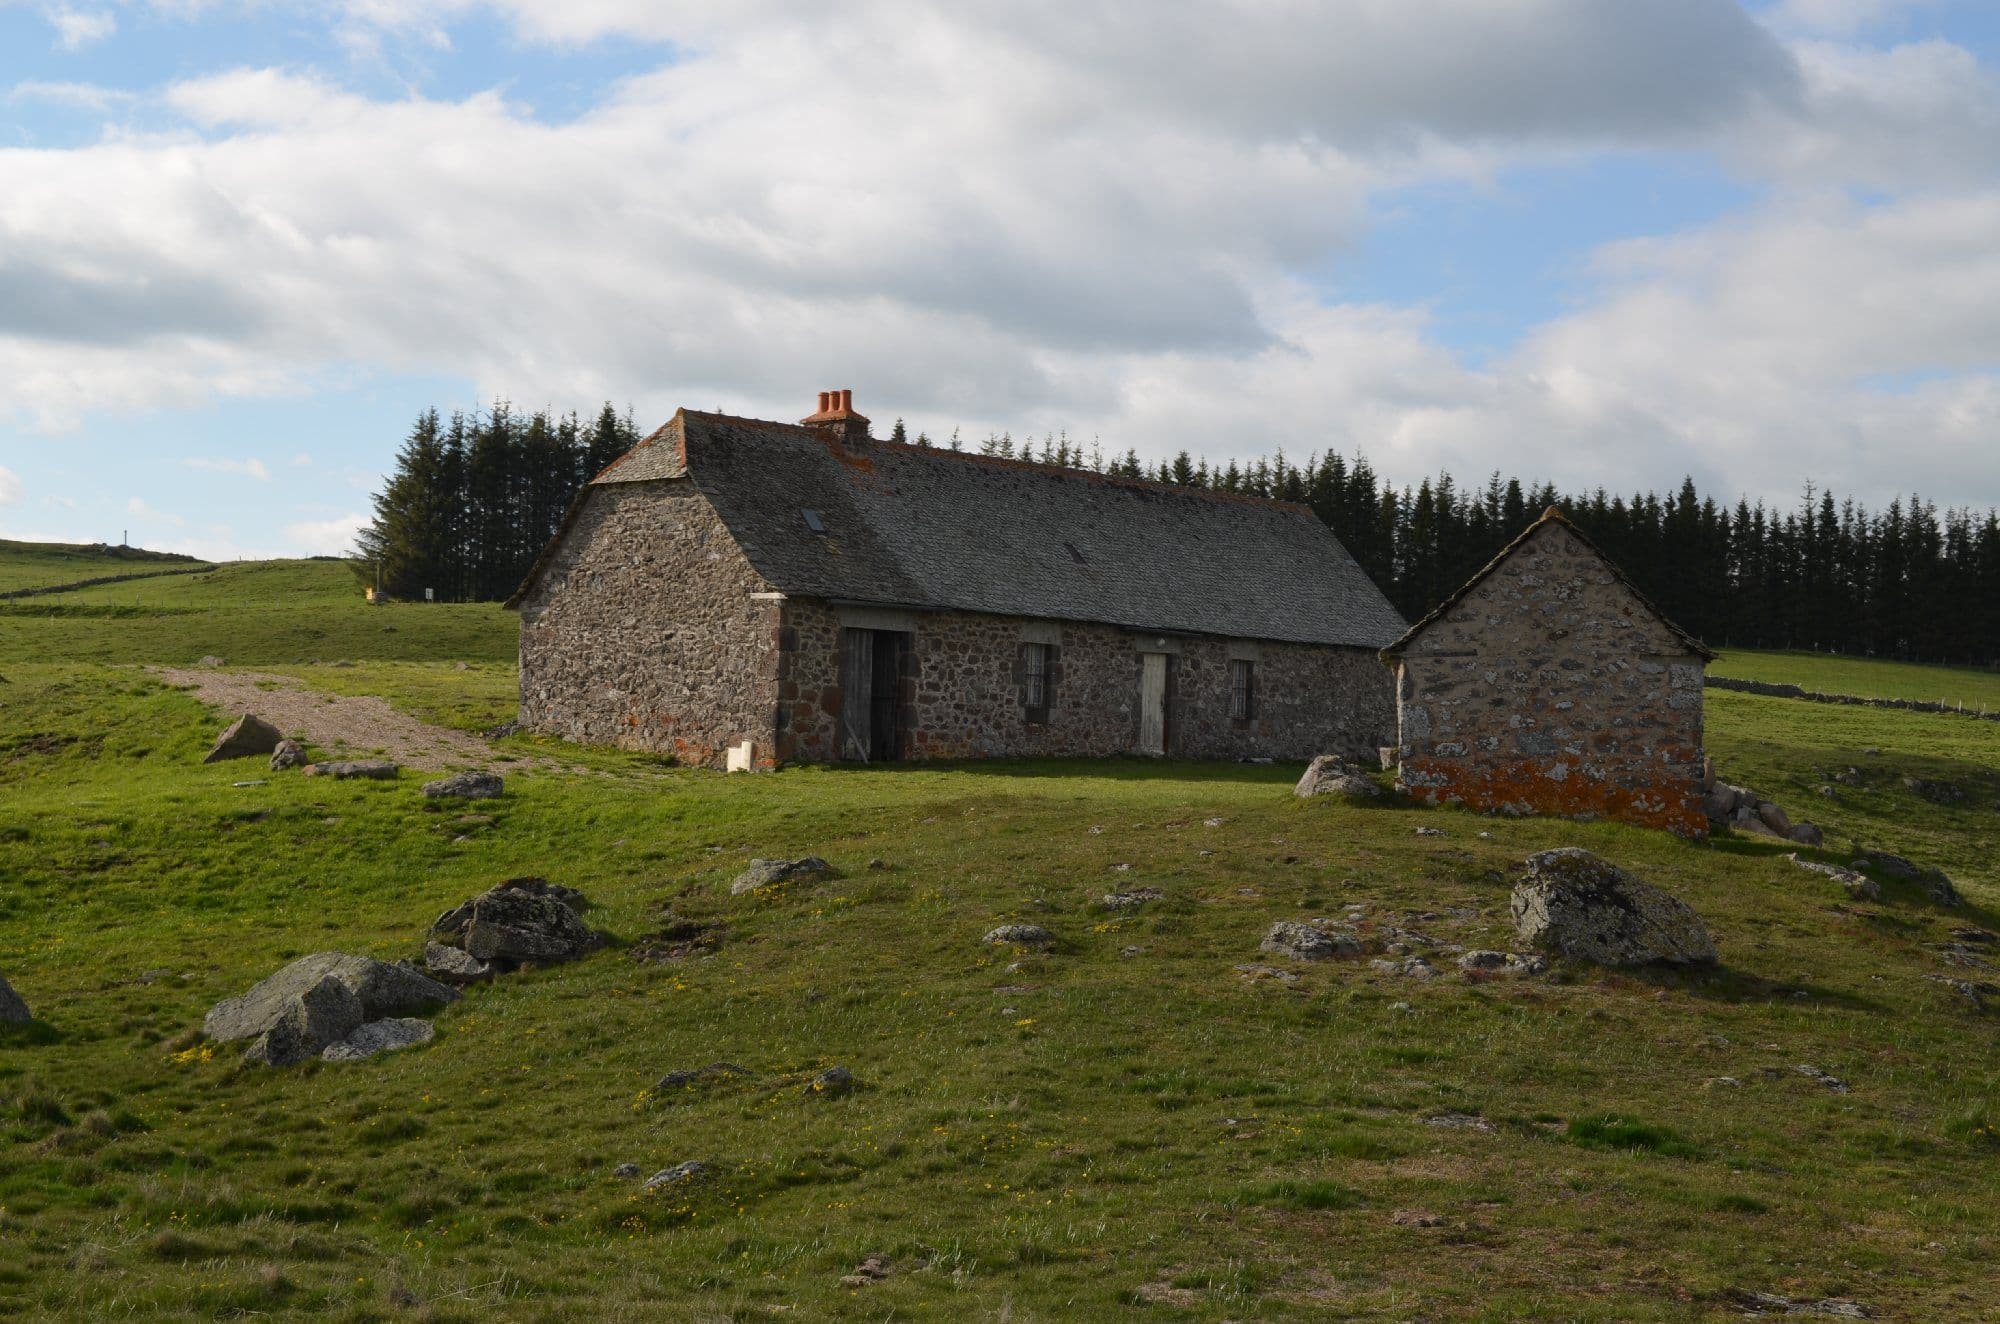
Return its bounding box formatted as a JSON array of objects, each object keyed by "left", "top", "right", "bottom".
[
  {"left": 511, "top": 409, "right": 1407, "bottom": 649},
  {"left": 1379, "top": 506, "right": 1716, "bottom": 662}
]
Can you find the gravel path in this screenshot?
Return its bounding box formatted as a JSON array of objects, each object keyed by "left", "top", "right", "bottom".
[{"left": 155, "top": 667, "right": 516, "bottom": 772}]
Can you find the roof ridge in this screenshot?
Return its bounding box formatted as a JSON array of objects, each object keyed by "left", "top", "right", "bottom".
[{"left": 675, "top": 409, "right": 1317, "bottom": 516}]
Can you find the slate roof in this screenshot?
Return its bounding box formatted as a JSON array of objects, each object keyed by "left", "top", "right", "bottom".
[
  {"left": 1380, "top": 506, "right": 1716, "bottom": 661},
  {"left": 512, "top": 409, "right": 1407, "bottom": 649}
]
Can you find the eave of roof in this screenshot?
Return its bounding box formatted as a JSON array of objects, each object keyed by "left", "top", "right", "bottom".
[{"left": 1378, "top": 506, "right": 1716, "bottom": 663}]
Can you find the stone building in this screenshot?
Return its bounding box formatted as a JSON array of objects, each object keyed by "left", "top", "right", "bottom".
[
  {"left": 1379, "top": 507, "right": 1713, "bottom": 837},
  {"left": 507, "top": 391, "right": 1406, "bottom": 769}
]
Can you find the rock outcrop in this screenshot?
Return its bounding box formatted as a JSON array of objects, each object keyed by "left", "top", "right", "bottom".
[
  {"left": 270, "top": 739, "right": 308, "bottom": 771},
  {"left": 1851, "top": 851, "right": 1962, "bottom": 907},
  {"left": 304, "top": 760, "right": 400, "bottom": 780},
  {"left": 1785, "top": 854, "right": 1882, "bottom": 902},
  {"left": 729, "top": 857, "right": 832, "bottom": 895},
  {"left": 1259, "top": 921, "right": 1361, "bottom": 961},
  {"left": 1702, "top": 773, "right": 1822, "bottom": 845},
  {"left": 427, "top": 877, "right": 600, "bottom": 971},
  {"left": 421, "top": 770, "right": 504, "bottom": 800},
  {"left": 1511, "top": 848, "right": 1717, "bottom": 967},
  {"left": 1295, "top": 755, "right": 1390, "bottom": 801},
  {"left": 203, "top": 952, "right": 457, "bottom": 1066},
  {"left": 0, "top": 973, "right": 30, "bottom": 1024},
  {"left": 204, "top": 714, "right": 283, "bottom": 764},
  {"left": 982, "top": 924, "right": 1056, "bottom": 950}
]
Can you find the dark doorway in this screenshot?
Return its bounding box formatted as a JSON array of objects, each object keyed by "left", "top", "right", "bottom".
[{"left": 839, "top": 628, "right": 909, "bottom": 762}]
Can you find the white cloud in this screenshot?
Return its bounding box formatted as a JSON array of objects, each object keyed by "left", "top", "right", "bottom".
[
  {"left": 46, "top": 6, "right": 116, "bottom": 51},
  {"left": 183, "top": 456, "right": 273, "bottom": 479},
  {"left": 0, "top": 466, "right": 21, "bottom": 505},
  {"left": 284, "top": 511, "right": 367, "bottom": 555},
  {"left": 1763, "top": 0, "right": 1940, "bottom": 38},
  {"left": 6, "top": 79, "right": 136, "bottom": 111},
  {"left": 0, "top": 1, "right": 1995, "bottom": 510},
  {"left": 126, "top": 495, "right": 187, "bottom": 526}
]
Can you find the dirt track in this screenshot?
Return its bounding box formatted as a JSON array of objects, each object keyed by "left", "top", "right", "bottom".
[{"left": 154, "top": 668, "right": 510, "bottom": 772}]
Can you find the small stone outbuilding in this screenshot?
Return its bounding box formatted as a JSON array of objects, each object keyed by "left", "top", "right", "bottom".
[
  {"left": 1380, "top": 507, "right": 1713, "bottom": 837},
  {"left": 506, "top": 391, "right": 1407, "bottom": 768}
]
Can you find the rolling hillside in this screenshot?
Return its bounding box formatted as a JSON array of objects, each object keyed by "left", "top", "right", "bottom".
[{"left": 0, "top": 556, "right": 1995, "bottom": 1320}]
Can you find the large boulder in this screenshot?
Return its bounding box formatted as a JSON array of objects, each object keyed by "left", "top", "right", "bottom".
[
  {"left": 1295, "top": 755, "right": 1389, "bottom": 801},
  {"left": 1511, "top": 849, "right": 1717, "bottom": 967},
  {"left": 730, "top": 857, "right": 832, "bottom": 895},
  {"left": 205, "top": 953, "right": 457, "bottom": 1066},
  {"left": 429, "top": 877, "right": 600, "bottom": 968},
  {"left": 204, "top": 714, "right": 283, "bottom": 764},
  {"left": 270, "top": 739, "right": 308, "bottom": 771},
  {"left": 422, "top": 770, "right": 504, "bottom": 800},
  {"left": 206, "top": 952, "right": 457, "bottom": 1042},
  {"left": 0, "top": 973, "right": 30, "bottom": 1024}
]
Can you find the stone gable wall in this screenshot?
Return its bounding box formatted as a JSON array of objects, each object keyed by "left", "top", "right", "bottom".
[
  {"left": 516, "top": 480, "right": 781, "bottom": 768},
  {"left": 1392, "top": 522, "right": 1707, "bottom": 837},
  {"left": 778, "top": 600, "right": 1392, "bottom": 764}
]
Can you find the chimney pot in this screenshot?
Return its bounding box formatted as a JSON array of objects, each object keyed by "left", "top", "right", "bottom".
[
  {"left": 838, "top": 388, "right": 853, "bottom": 412},
  {"left": 817, "top": 390, "right": 831, "bottom": 413}
]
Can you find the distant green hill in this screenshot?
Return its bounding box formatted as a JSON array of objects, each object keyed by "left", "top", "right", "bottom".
[{"left": 0, "top": 537, "right": 205, "bottom": 594}]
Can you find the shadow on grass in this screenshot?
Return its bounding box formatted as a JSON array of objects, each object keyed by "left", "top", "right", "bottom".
[
  {"left": 1647, "top": 964, "right": 1892, "bottom": 1014},
  {"left": 0, "top": 1020, "right": 64, "bottom": 1047}
]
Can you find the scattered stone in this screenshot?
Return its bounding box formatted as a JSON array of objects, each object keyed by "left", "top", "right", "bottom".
[
  {"left": 1787, "top": 822, "right": 1825, "bottom": 847},
  {"left": 642, "top": 1160, "right": 710, "bottom": 1191},
  {"left": 205, "top": 953, "right": 457, "bottom": 1066},
  {"left": 1423, "top": 1112, "right": 1492, "bottom": 1131},
  {"left": 197, "top": 655, "right": 224, "bottom": 667},
  {"left": 1415, "top": 826, "right": 1447, "bottom": 837},
  {"left": 1851, "top": 851, "right": 1962, "bottom": 906},
  {"left": 422, "top": 942, "right": 494, "bottom": 985},
  {"left": 839, "top": 1255, "right": 892, "bottom": 1289},
  {"left": 231, "top": 780, "right": 267, "bottom": 788},
  {"left": 1203, "top": 817, "right": 1224, "bottom": 827},
  {"left": 429, "top": 877, "right": 599, "bottom": 969},
  {"left": 1294, "top": 754, "right": 1389, "bottom": 801},
  {"left": 1260, "top": 920, "right": 1360, "bottom": 962},
  {"left": 303, "top": 760, "right": 400, "bottom": 780},
  {"left": 1511, "top": 848, "right": 1717, "bottom": 967},
  {"left": 1390, "top": 1209, "right": 1446, "bottom": 1228},
  {"left": 806, "top": 1065, "right": 854, "bottom": 1097},
  {"left": 322, "top": 1017, "right": 434, "bottom": 1063},
  {"left": 1706, "top": 1077, "right": 1742, "bottom": 1090},
  {"left": 1904, "top": 777, "right": 1965, "bottom": 804},
  {"left": 1457, "top": 950, "right": 1545, "bottom": 977},
  {"left": 1102, "top": 887, "right": 1163, "bottom": 910},
  {"left": 654, "top": 1062, "right": 751, "bottom": 1092},
  {"left": 0, "top": 973, "right": 31, "bottom": 1024},
  {"left": 1234, "top": 963, "right": 1302, "bottom": 984},
  {"left": 867, "top": 858, "right": 886, "bottom": 870},
  {"left": 203, "top": 714, "right": 283, "bottom": 764},
  {"left": 983, "top": 923, "right": 1056, "bottom": 951},
  {"left": 730, "top": 856, "right": 831, "bottom": 895},
  {"left": 1724, "top": 1289, "right": 1873, "bottom": 1318},
  {"left": 612, "top": 1163, "right": 642, "bottom": 1179},
  {"left": 1795, "top": 1064, "right": 1850, "bottom": 1093},
  {"left": 486, "top": 719, "right": 522, "bottom": 738},
  {"left": 628, "top": 915, "right": 723, "bottom": 964},
  {"left": 421, "top": 770, "right": 504, "bottom": 800},
  {"left": 1924, "top": 974, "right": 1994, "bottom": 1007},
  {"left": 1370, "top": 955, "right": 1438, "bottom": 979},
  {"left": 269, "top": 739, "right": 307, "bottom": 771},
  {"left": 1784, "top": 854, "right": 1882, "bottom": 902}
]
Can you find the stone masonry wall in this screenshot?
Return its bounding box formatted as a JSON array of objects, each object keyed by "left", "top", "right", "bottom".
[
  {"left": 1392, "top": 521, "right": 1708, "bottom": 837},
  {"left": 778, "top": 599, "right": 1393, "bottom": 764},
  {"left": 517, "top": 480, "right": 781, "bottom": 769}
]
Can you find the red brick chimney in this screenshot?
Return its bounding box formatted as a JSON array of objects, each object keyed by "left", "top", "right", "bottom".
[{"left": 799, "top": 387, "right": 871, "bottom": 443}]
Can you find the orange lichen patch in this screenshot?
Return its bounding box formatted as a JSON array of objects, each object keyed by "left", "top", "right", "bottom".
[{"left": 1400, "top": 755, "right": 1707, "bottom": 840}]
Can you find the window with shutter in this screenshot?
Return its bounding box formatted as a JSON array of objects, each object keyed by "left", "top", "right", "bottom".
[
  {"left": 1023, "top": 642, "right": 1051, "bottom": 722},
  {"left": 1229, "top": 658, "right": 1255, "bottom": 721}
]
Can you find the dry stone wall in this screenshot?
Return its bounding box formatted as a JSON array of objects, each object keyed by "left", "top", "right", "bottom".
[
  {"left": 1391, "top": 521, "right": 1707, "bottom": 837},
  {"left": 517, "top": 481, "right": 781, "bottom": 769},
  {"left": 778, "top": 600, "right": 1392, "bottom": 763}
]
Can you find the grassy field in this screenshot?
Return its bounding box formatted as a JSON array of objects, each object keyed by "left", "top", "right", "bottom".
[
  {"left": 2, "top": 560, "right": 1997, "bottom": 1321},
  {"left": 1712, "top": 648, "right": 2000, "bottom": 711},
  {"left": 0, "top": 538, "right": 206, "bottom": 594}
]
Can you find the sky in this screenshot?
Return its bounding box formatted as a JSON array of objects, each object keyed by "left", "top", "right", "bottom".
[{"left": 2, "top": 0, "right": 1999, "bottom": 561}]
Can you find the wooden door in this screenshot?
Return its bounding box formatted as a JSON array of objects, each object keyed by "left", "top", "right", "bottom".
[
  {"left": 1137, "top": 652, "right": 1168, "bottom": 756},
  {"left": 839, "top": 628, "right": 874, "bottom": 761}
]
